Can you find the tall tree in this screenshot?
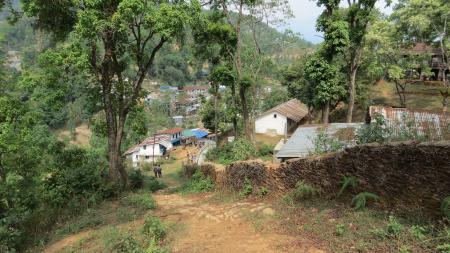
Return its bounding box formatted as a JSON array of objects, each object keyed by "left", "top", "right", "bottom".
[
  {"left": 315, "top": 0, "right": 349, "bottom": 123},
  {"left": 208, "top": 0, "right": 291, "bottom": 141},
  {"left": 21, "top": 1, "right": 201, "bottom": 188},
  {"left": 345, "top": 0, "right": 380, "bottom": 122}
]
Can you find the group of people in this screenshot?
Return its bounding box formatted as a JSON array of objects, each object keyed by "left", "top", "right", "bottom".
[{"left": 153, "top": 164, "right": 163, "bottom": 178}]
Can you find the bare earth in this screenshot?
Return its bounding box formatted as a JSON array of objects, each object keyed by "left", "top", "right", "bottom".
[{"left": 43, "top": 189, "right": 325, "bottom": 253}]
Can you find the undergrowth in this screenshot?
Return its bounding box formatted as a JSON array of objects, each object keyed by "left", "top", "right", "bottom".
[{"left": 179, "top": 168, "right": 214, "bottom": 193}]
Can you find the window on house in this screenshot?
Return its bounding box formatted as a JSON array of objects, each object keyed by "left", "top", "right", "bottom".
[
  {"left": 135, "top": 155, "right": 138, "bottom": 159},
  {"left": 145, "top": 156, "right": 150, "bottom": 159},
  {"left": 274, "top": 114, "right": 277, "bottom": 118},
  {"left": 143, "top": 145, "right": 147, "bottom": 150}
]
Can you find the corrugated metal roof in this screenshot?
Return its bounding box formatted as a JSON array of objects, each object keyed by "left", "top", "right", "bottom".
[
  {"left": 369, "top": 106, "right": 449, "bottom": 139},
  {"left": 259, "top": 99, "right": 309, "bottom": 122},
  {"left": 276, "top": 123, "right": 363, "bottom": 159},
  {"left": 124, "top": 136, "right": 171, "bottom": 155}
]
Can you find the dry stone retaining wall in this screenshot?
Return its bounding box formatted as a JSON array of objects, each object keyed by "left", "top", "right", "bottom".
[{"left": 212, "top": 141, "right": 450, "bottom": 217}]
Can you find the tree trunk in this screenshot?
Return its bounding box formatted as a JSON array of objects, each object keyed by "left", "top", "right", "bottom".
[
  {"left": 214, "top": 91, "right": 218, "bottom": 144},
  {"left": 394, "top": 81, "right": 406, "bottom": 107},
  {"left": 346, "top": 48, "right": 361, "bottom": 123},
  {"left": 322, "top": 102, "right": 330, "bottom": 124},
  {"left": 239, "top": 86, "right": 253, "bottom": 142}
]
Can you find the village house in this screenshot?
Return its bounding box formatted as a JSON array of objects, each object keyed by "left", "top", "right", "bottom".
[
  {"left": 403, "top": 43, "right": 449, "bottom": 81},
  {"left": 125, "top": 136, "right": 173, "bottom": 168},
  {"left": 255, "top": 99, "right": 309, "bottom": 135},
  {"left": 182, "top": 85, "right": 209, "bottom": 98},
  {"left": 157, "top": 127, "right": 184, "bottom": 146}
]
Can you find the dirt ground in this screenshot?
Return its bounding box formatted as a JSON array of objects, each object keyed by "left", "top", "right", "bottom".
[{"left": 42, "top": 146, "right": 325, "bottom": 253}]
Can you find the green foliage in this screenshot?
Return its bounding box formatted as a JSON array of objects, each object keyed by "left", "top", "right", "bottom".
[
  {"left": 114, "top": 233, "right": 143, "bottom": 253},
  {"left": 409, "top": 225, "right": 428, "bottom": 240},
  {"left": 356, "top": 113, "right": 391, "bottom": 144},
  {"left": 257, "top": 144, "right": 274, "bottom": 157},
  {"left": 337, "top": 176, "right": 358, "bottom": 197},
  {"left": 258, "top": 187, "right": 269, "bottom": 198},
  {"left": 386, "top": 216, "right": 404, "bottom": 237},
  {"left": 441, "top": 197, "right": 450, "bottom": 220},
  {"left": 120, "top": 193, "right": 157, "bottom": 211},
  {"left": 437, "top": 243, "right": 450, "bottom": 253},
  {"left": 55, "top": 208, "right": 105, "bottom": 237},
  {"left": 206, "top": 138, "right": 257, "bottom": 164},
  {"left": 144, "top": 177, "right": 167, "bottom": 193},
  {"left": 292, "top": 181, "right": 320, "bottom": 200},
  {"left": 311, "top": 128, "right": 345, "bottom": 155},
  {"left": 142, "top": 216, "right": 167, "bottom": 243},
  {"left": 351, "top": 192, "right": 380, "bottom": 210},
  {"left": 335, "top": 224, "right": 346, "bottom": 236},
  {"left": 128, "top": 169, "right": 144, "bottom": 190},
  {"left": 180, "top": 169, "right": 215, "bottom": 193},
  {"left": 239, "top": 178, "right": 254, "bottom": 198}
]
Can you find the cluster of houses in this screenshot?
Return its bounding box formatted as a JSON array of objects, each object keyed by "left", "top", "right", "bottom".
[
  {"left": 254, "top": 99, "right": 449, "bottom": 163},
  {"left": 145, "top": 85, "right": 211, "bottom": 125},
  {"left": 124, "top": 127, "right": 213, "bottom": 167}
]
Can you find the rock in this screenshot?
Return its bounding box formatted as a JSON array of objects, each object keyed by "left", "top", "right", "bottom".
[{"left": 262, "top": 208, "right": 275, "bottom": 216}]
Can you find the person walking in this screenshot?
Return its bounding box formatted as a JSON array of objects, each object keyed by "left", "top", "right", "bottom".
[
  {"left": 153, "top": 164, "right": 158, "bottom": 178},
  {"left": 157, "top": 164, "right": 163, "bottom": 178}
]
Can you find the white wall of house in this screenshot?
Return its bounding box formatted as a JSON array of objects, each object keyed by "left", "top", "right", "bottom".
[{"left": 255, "top": 113, "right": 287, "bottom": 135}]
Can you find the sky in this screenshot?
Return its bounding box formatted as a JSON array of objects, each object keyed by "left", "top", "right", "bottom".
[{"left": 286, "top": 0, "right": 395, "bottom": 44}]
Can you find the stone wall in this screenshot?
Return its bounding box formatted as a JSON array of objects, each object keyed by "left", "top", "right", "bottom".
[{"left": 216, "top": 141, "right": 450, "bottom": 217}]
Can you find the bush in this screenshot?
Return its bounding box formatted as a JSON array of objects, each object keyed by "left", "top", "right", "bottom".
[
  {"left": 144, "top": 177, "right": 167, "bottom": 192},
  {"left": 239, "top": 178, "right": 253, "bottom": 198},
  {"left": 310, "top": 128, "right": 345, "bottom": 155},
  {"left": 386, "top": 216, "right": 403, "bottom": 237},
  {"left": 180, "top": 169, "right": 215, "bottom": 193},
  {"left": 357, "top": 113, "right": 391, "bottom": 144},
  {"left": 258, "top": 187, "right": 269, "bottom": 197},
  {"left": 128, "top": 169, "right": 144, "bottom": 190},
  {"left": 257, "top": 144, "right": 274, "bottom": 157},
  {"left": 351, "top": 192, "right": 380, "bottom": 210},
  {"left": 142, "top": 216, "right": 166, "bottom": 242},
  {"left": 441, "top": 197, "right": 450, "bottom": 220},
  {"left": 292, "top": 181, "right": 320, "bottom": 200},
  {"left": 120, "top": 193, "right": 157, "bottom": 211},
  {"left": 206, "top": 138, "right": 257, "bottom": 164},
  {"left": 114, "top": 233, "right": 143, "bottom": 253}
]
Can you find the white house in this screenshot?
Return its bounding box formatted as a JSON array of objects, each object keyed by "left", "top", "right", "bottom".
[
  {"left": 157, "top": 127, "right": 184, "bottom": 146},
  {"left": 125, "top": 136, "right": 173, "bottom": 167},
  {"left": 255, "top": 99, "right": 309, "bottom": 135}
]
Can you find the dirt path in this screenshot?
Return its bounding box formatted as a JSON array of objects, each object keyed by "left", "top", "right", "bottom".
[{"left": 154, "top": 191, "right": 323, "bottom": 253}]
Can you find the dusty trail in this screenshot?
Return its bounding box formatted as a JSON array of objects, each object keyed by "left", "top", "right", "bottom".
[{"left": 153, "top": 190, "right": 323, "bottom": 253}]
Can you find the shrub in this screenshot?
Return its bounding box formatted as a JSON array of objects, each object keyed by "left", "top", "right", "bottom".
[
  {"left": 182, "top": 163, "right": 199, "bottom": 178},
  {"left": 206, "top": 138, "right": 257, "bottom": 164},
  {"left": 142, "top": 216, "right": 166, "bottom": 242},
  {"left": 292, "top": 181, "right": 320, "bottom": 200},
  {"left": 409, "top": 225, "right": 428, "bottom": 240},
  {"left": 356, "top": 113, "right": 391, "bottom": 144},
  {"left": 335, "top": 224, "right": 346, "bottom": 236},
  {"left": 310, "top": 128, "right": 344, "bottom": 155},
  {"left": 120, "top": 193, "right": 156, "bottom": 211},
  {"left": 144, "top": 177, "right": 167, "bottom": 192},
  {"left": 441, "top": 197, "right": 450, "bottom": 220},
  {"left": 257, "top": 144, "right": 274, "bottom": 157},
  {"left": 351, "top": 192, "right": 380, "bottom": 210},
  {"left": 258, "top": 187, "right": 269, "bottom": 197},
  {"left": 128, "top": 169, "right": 144, "bottom": 190},
  {"left": 180, "top": 169, "right": 215, "bottom": 193},
  {"left": 239, "top": 178, "right": 253, "bottom": 198},
  {"left": 437, "top": 243, "right": 450, "bottom": 253},
  {"left": 114, "top": 233, "right": 143, "bottom": 253},
  {"left": 386, "top": 216, "right": 403, "bottom": 237},
  {"left": 337, "top": 176, "right": 358, "bottom": 197}
]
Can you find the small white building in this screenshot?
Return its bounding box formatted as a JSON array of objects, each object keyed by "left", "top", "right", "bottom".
[
  {"left": 125, "top": 136, "right": 173, "bottom": 167},
  {"left": 255, "top": 99, "right": 309, "bottom": 135}
]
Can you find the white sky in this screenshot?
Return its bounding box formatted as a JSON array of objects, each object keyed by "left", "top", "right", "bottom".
[{"left": 285, "top": 0, "right": 395, "bottom": 44}]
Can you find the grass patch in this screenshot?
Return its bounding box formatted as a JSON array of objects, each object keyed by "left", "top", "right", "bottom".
[
  {"left": 178, "top": 169, "right": 215, "bottom": 194},
  {"left": 120, "top": 192, "right": 157, "bottom": 211},
  {"left": 53, "top": 208, "right": 105, "bottom": 239},
  {"left": 276, "top": 197, "right": 450, "bottom": 253}
]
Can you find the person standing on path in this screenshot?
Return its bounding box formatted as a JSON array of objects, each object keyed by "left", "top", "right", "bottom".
[
  {"left": 157, "top": 164, "right": 163, "bottom": 178},
  {"left": 153, "top": 164, "right": 158, "bottom": 178}
]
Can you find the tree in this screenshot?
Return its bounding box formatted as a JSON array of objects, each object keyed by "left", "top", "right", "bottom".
[
  {"left": 315, "top": 1, "right": 349, "bottom": 123},
  {"left": 392, "top": 0, "right": 450, "bottom": 110},
  {"left": 20, "top": 1, "right": 202, "bottom": 188},
  {"left": 208, "top": 0, "right": 292, "bottom": 141}
]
